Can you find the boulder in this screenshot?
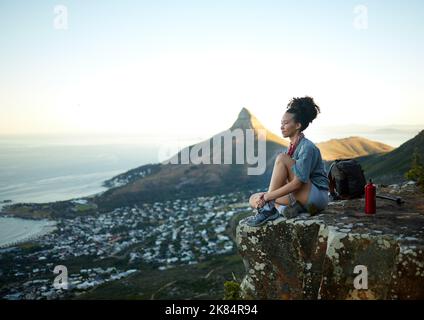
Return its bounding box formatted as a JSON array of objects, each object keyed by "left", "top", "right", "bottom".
[{"left": 236, "top": 188, "right": 424, "bottom": 299}]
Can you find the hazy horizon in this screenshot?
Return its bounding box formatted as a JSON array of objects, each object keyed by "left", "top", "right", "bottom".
[{"left": 1, "top": 122, "right": 422, "bottom": 149}]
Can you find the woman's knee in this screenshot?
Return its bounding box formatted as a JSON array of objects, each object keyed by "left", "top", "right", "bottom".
[
  {"left": 276, "top": 153, "right": 295, "bottom": 168},
  {"left": 275, "top": 153, "right": 289, "bottom": 165}
]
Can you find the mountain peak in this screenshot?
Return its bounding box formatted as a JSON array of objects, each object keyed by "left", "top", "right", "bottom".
[
  {"left": 228, "top": 107, "right": 287, "bottom": 145},
  {"left": 237, "top": 107, "right": 253, "bottom": 120},
  {"left": 230, "top": 107, "right": 263, "bottom": 131}
]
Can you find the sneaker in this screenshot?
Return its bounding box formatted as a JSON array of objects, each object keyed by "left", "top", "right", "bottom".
[
  {"left": 246, "top": 206, "right": 280, "bottom": 227},
  {"left": 282, "top": 200, "right": 307, "bottom": 219}
]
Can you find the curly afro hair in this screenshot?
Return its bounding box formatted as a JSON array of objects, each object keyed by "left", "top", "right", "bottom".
[{"left": 286, "top": 96, "right": 321, "bottom": 131}]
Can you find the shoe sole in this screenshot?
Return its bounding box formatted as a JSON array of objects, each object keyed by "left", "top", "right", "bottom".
[{"left": 247, "top": 212, "right": 280, "bottom": 227}]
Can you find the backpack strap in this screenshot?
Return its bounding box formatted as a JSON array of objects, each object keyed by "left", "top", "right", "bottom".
[{"left": 328, "top": 161, "right": 340, "bottom": 200}]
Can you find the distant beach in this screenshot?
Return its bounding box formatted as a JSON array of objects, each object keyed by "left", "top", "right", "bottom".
[{"left": 0, "top": 217, "right": 57, "bottom": 248}]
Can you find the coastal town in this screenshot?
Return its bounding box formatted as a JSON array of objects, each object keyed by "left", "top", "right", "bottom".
[{"left": 0, "top": 191, "right": 254, "bottom": 299}]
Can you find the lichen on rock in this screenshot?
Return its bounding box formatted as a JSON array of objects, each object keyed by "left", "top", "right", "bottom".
[{"left": 236, "top": 185, "right": 424, "bottom": 300}]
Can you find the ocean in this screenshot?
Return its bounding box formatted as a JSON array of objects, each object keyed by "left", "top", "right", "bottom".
[
  {"left": 0, "top": 217, "right": 57, "bottom": 248},
  {"left": 0, "top": 134, "right": 167, "bottom": 204}
]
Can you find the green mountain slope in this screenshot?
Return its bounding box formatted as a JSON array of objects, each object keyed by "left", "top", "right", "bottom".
[{"left": 356, "top": 130, "right": 424, "bottom": 183}]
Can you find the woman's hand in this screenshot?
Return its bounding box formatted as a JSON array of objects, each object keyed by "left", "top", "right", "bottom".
[
  {"left": 256, "top": 192, "right": 268, "bottom": 208},
  {"left": 255, "top": 192, "right": 265, "bottom": 208}
]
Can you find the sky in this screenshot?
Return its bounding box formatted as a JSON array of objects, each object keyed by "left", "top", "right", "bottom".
[{"left": 0, "top": 0, "right": 423, "bottom": 143}]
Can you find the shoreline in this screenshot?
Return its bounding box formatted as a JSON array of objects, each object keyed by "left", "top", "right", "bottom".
[
  {"left": 0, "top": 188, "right": 108, "bottom": 217},
  {"left": 0, "top": 217, "right": 57, "bottom": 248}
]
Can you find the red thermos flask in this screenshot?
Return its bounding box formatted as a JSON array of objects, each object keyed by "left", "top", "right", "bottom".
[{"left": 365, "top": 179, "right": 376, "bottom": 214}]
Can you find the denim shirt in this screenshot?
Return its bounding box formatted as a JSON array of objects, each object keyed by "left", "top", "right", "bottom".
[{"left": 289, "top": 137, "right": 329, "bottom": 191}]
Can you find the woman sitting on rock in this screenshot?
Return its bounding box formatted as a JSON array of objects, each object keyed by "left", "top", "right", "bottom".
[{"left": 247, "top": 96, "right": 329, "bottom": 227}]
